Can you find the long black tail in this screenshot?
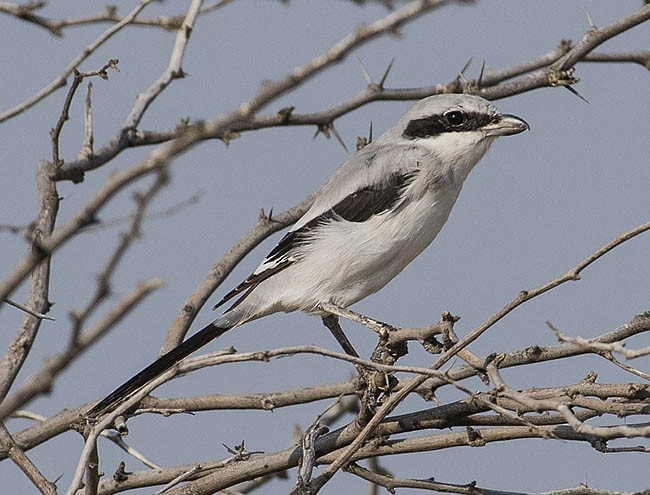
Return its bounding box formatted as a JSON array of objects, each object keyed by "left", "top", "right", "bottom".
[{"left": 87, "top": 321, "right": 232, "bottom": 417}]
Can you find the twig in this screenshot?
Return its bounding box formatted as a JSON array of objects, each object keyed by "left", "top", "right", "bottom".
[
  {"left": 303, "top": 220, "right": 650, "bottom": 492},
  {"left": 50, "top": 4, "right": 650, "bottom": 183},
  {"left": 10, "top": 409, "right": 161, "bottom": 468},
  {"left": 0, "top": 422, "right": 56, "bottom": 495},
  {"left": 554, "top": 5, "right": 650, "bottom": 71},
  {"left": 0, "top": 157, "right": 166, "bottom": 413},
  {"left": 485, "top": 356, "right": 650, "bottom": 441},
  {"left": 583, "top": 50, "right": 650, "bottom": 69},
  {"left": 6, "top": 312, "right": 645, "bottom": 464},
  {"left": 50, "top": 59, "right": 119, "bottom": 166},
  {"left": 0, "top": 1, "right": 232, "bottom": 37},
  {"left": 54, "top": 0, "right": 459, "bottom": 183},
  {"left": 602, "top": 354, "right": 650, "bottom": 382},
  {"left": 124, "top": 0, "right": 203, "bottom": 129},
  {"left": 77, "top": 82, "right": 94, "bottom": 161},
  {"left": 295, "top": 421, "right": 329, "bottom": 488},
  {"left": 3, "top": 298, "right": 55, "bottom": 321},
  {"left": 161, "top": 195, "right": 316, "bottom": 351},
  {"left": 320, "top": 303, "right": 393, "bottom": 334},
  {"left": 81, "top": 191, "right": 203, "bottom": 232},
  {"left": 54, "top": 43, "right": 650, "bottom": 181},
  {"left": 318, "top": 422, "right": 650, "bottom": 465},
  {"left": 399, "top": 220, "right": 650, "bottom": 406},
  {"left": 57, "top": 382, "right": 645, "bottom": 494},
  {"left": 347, "top": 462, "right": 490, "bottom": 495},
  {"left": 84, "top": 441, "right": 99, "bottom": 495},
  {"left": 0, "top": 146, "right": 174, "bottom": 305},
  {"left": 66, "top": 365, "right": 182, "bottom": 495},
  {"left": 548, "top": 321, "right": 650, "bottom": 360},
  {"left": 0, "top": 279, "right": 163, "bottom": 421},
  {"left": 0, "top": 0, "right": 152, "bottom": 123},
  {"left": 113, "top": 411, "right": 647, "bottom": 494},
  {"left": 69, "top": 168, "right": 169, "bottom": 345},
  {"left": 0, "top": 161, "right": 59, "bottom": 404}
]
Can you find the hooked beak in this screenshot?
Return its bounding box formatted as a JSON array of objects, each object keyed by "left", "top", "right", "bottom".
[{"left": 484, "top": 113, "right": 530, "bottom": 137}]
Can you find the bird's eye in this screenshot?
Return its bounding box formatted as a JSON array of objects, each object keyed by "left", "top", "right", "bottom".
[{"left": 445, "top": 110, "right": 465, "bottom": 126}]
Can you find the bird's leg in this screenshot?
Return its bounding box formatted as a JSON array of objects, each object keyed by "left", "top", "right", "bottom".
[
  {"left": 321, "top": 314, "right": 359, "bottom": 358},
  {"left": 319, "top": 302, "right": 394, "bottom": 335},
  {"left": 321, "top": 314, "right": 385, "bottom": 420}
]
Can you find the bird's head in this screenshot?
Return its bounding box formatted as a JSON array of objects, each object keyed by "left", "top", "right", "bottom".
[{"left": 386, "top": 94, "right": 529, "bottom": 178}]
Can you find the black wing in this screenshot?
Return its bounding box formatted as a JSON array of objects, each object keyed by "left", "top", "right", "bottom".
[{"left": 213, "top": 170, "right": 418, "bottom": 311}]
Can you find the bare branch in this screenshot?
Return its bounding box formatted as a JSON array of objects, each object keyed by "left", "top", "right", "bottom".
[
  {"left": 54, "top": 0, "right": 458, "bottom": 182},
  {"left": 433, "top": 220, "right": 650, "bottom": 384},
  {"left": 485, "top": 357, "right": 650, "bottom": 442},
  {"left": 124, "top": 0, "right": 203, "bottom": 129},
  {"left": 2, "top": 3, "right": 650, "bottom": 493},
  {"left": 3, "top": 298, "right": 55, "bottom": 321},
  {"left": 0, "top": 1, "right": 64, "bottom": 36},
  {"left": 161, "top": 196, "right": 316, "bottom": 351},
  {"left": 554, "top": 4, "right": 650, "bottom": 71},
  {"left": 66, "top": 359, "right": 185, "bottom": 495},
  {"left": 301, "top": 220, "right": 650, "bottom": 492},
  {"left": 0, "top": 152, "right": 169, "bottom": 304},
  {"left": 77, "top": 82, "right": 94, "bottom": 161},
  {"left": 347, "top": 462, "right": 512, "bottom": 495},
  {"left": 54, "top": 42, "right": 650, "bottom": 182},
  {"left": 0, "top": 278, "right": 163, "bottom": 421},
  {"left": 50, "top": 59, "right": 120, "bottom": 166},
  {"left": 0, "top": 0, "right": 152, "bottom": 123},
  {"left": 0, "top": 161, "right": 59, "bottom": 404},
  {"left": 583, "top": 50, "right": 650, "bottom": 69},
  {"left": 0, "top": 1, "right": 233, "bottom": 36},
  {"left": 79, "top": 401, "right": 647, "bottom": 494},
  {"left": 0, "top": 422, "right": 56, "bottom": 495},
  {"left": 69, "top": 168, "right": 169, "bottom": 344},
  {"left": 549, "top": 321, "right": 650, "bottom": 360}
]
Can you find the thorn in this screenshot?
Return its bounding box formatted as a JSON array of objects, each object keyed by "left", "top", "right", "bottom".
[
  {"left": 564, "top": 85, "right": 589, "bottom": 104},
  {"left": 259, "top": 207, "right": 274, "bottom": 222},
  {"left": 313, "top": 124, "right": 328, "bottom": 140},
  {"left": 330, "top": 124, "right": 349, "bottom": 152},
  {"left": 584, "top": 8, "right": 597, "bottom": 29},
  {"left": 558, "top": 39, "right": 573, "bottom": 54},
  {"left": 388, "top": 25, "right": 402, "bottom": 37},
  {"left": 458, "top": 57, "right": 474, "bottom": 83},
  {"left": 477, "top": 59, "right": 486, "bottom": 88},
  {"left": 368, "top": 121, "right": 373, "bottom": 144},
  {"left": 219, "top": 130, "right": 240, "bottom": 145},
  {"left": 277, "top": 106, "right": 295, "bottom": 123},
  {"left": 357, "top": 57, "right": 373, "bottom": 86},
  {"left": 378, "top": 58, "right": 395, "bottom": 89}
]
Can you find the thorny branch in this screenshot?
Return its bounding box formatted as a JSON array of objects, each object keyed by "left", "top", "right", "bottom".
[
  {"left": 0, "top": 423, "right": 56, "bottom": 495},
  {"left": 0, "top": 0, "right": 152, "bottom": 123},
  {"left": 50, "top": 59, "right": 120, "bottom": 167},
  {"left": 1, "top": 311, "right": 646, "bottom": 465},
  {"left": 0, "top": 1, "right": 232, "bottom": 37},
  {"left": 297, "top": 221, "right": 650, "bottom": 493},
  {"left": 50, "top": 43, "right": 650, "bottom": 183},
  {"left": 0, "top": 278, "right": 163, "bottom": 422}
]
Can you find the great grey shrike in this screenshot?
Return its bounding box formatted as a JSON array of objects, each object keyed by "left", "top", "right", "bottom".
[{"left": 88, "top": 94, "right": 529, "bottom": 416}]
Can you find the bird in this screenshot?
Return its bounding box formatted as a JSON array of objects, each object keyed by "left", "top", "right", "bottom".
[{"left": 87, "top": 94, "right": 529, "bottom": 417}]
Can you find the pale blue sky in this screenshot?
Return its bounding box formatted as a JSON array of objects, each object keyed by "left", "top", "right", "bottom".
[{"left": 1, "top": 1, "right": 649, "bottom": 493}]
